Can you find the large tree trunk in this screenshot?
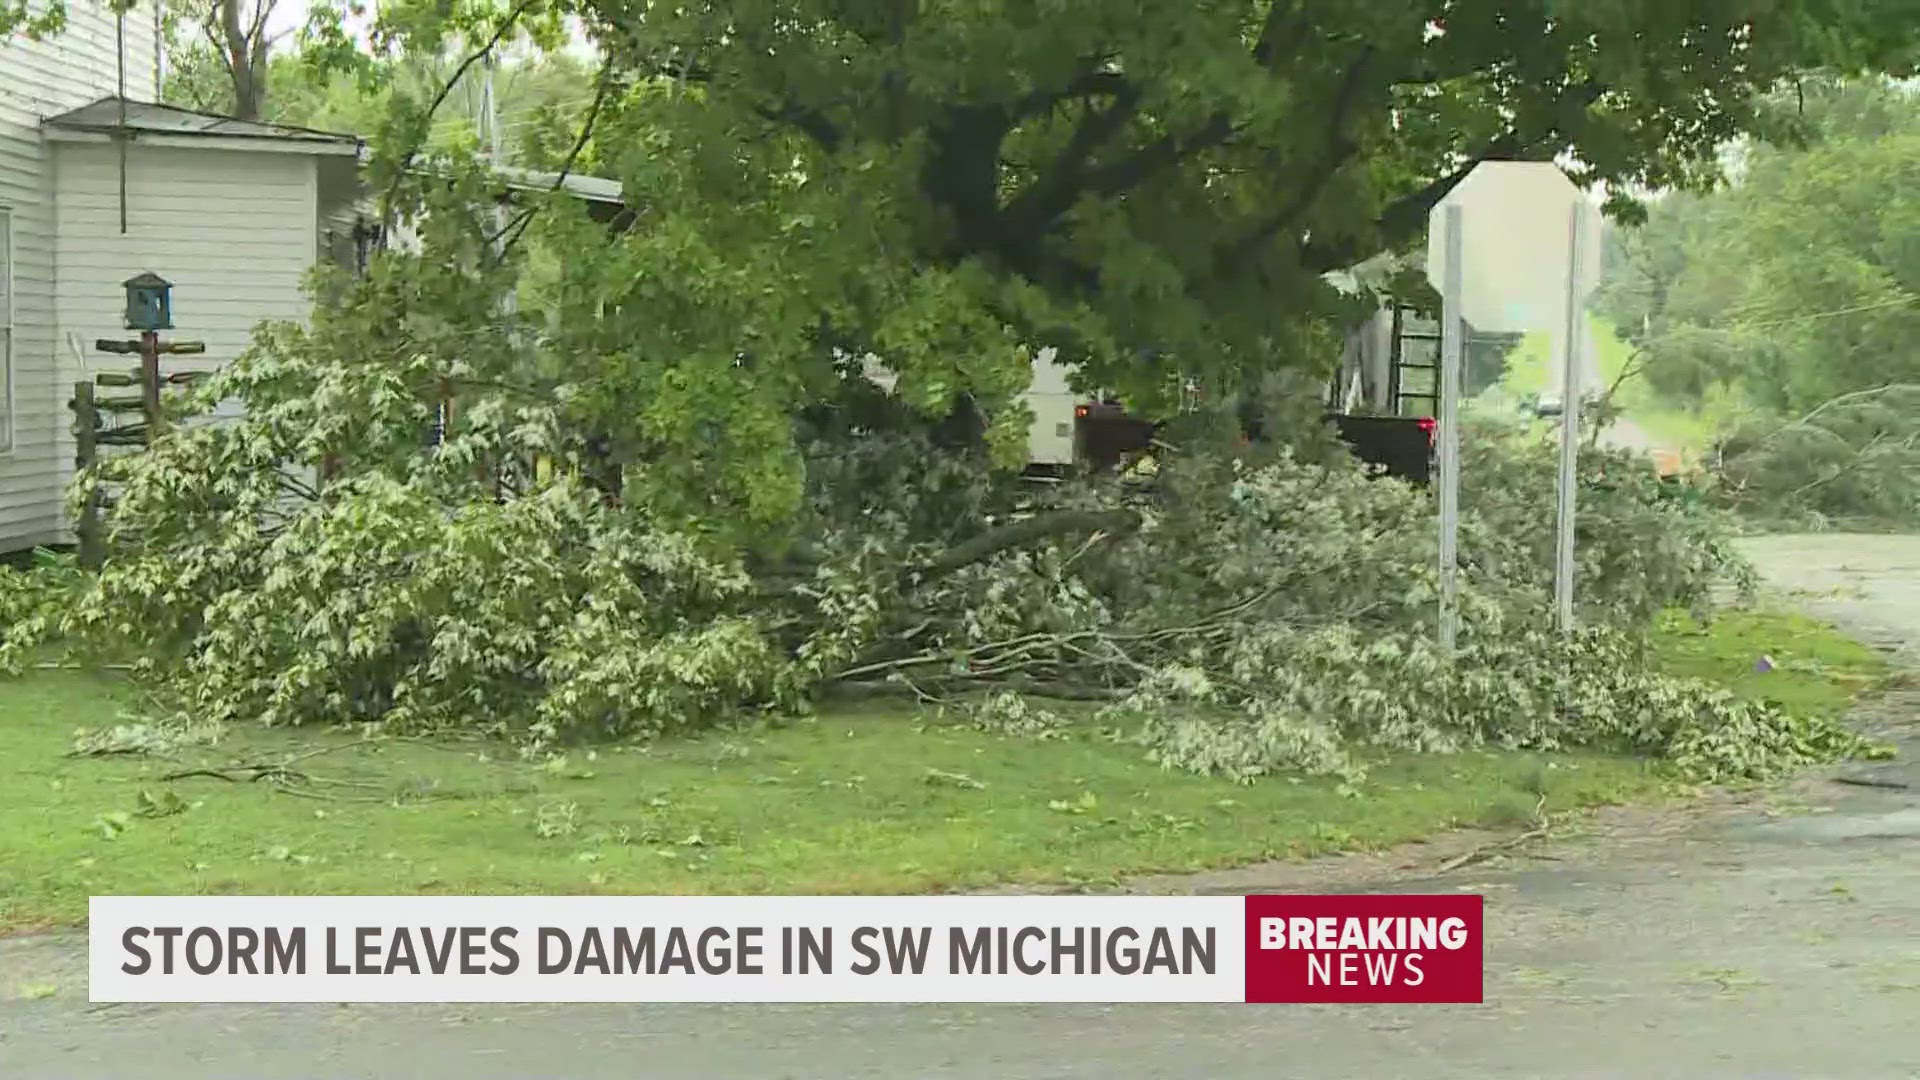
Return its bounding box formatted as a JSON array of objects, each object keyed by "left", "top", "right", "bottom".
[{"left": 219, "top": 0, "right": 268, "bottom": 121}]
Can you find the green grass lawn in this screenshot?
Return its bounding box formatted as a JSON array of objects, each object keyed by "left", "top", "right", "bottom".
[
  {"left": 0, "top": 610, "right": 1886, "bottom": 932},
  {"left": 1654, "top": 609, "right": 1887, "bottom": 713}
]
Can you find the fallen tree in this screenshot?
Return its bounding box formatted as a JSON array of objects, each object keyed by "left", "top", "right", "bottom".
[
  {"left": 1707, "top": 385, "right": 1920, "bottom": 529},
  {"left": 0, "top": 352, "right": 1872, "bottom": 786}
]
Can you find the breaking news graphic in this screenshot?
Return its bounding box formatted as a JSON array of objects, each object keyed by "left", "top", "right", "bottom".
[{"left": 88, "top": 894, "right": 1482, "bottom": 1004}]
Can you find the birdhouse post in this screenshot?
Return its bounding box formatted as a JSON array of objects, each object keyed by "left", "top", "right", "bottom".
[
  {"left": 71, "top": 381, "right": 104, "bottom": 570},
  {"left": 93, "top": 273, "right": 204, "bottom": 436},
  {"left": 68, "top": 273, "right": 209, "bottom": 570},
  {"left": 124, "top": 273, "right": 172, "bottom": 431}
]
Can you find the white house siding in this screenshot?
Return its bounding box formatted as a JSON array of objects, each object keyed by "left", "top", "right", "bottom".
[
  {"left": 52, "top": 142, "right": 319, "bottom": 489},
  {"left": 0, "top": 0, "right": 158, "bottom": 548}
]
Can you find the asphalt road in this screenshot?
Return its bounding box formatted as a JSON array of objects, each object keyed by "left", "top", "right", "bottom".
[{"left": 4, "top": 534, "right": 1919, "bottom": 1079}]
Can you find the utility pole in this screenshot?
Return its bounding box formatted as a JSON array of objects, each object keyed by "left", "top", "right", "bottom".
[{"left": 482, "top": 54, "right": 502, "bottom": 164}]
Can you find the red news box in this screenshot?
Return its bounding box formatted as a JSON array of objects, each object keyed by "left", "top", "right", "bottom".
[{"left": 1243, "top": 894, "right": 1483, "bottom": 1004}]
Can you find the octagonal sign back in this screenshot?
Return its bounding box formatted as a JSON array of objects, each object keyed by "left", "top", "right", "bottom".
[{"left": 1425, "top": 161, "right": 1601, "bottom": 337}]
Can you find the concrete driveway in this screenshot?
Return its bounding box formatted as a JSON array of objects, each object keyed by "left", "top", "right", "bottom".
[{"left": 4, "top": 534, "right": 1919, "bottom": 1079}]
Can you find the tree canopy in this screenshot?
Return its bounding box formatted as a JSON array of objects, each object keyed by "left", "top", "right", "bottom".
[
  {"left": 1596, "top": 76, "right": 1920, "bottom": 414},
  {"left": 1589, "top": 75, "right": 1920, "bottom": 525},
  {"left": 14, "top": 2, "right": 1920, "bottom": 477},
  {"left": 286, "top": 0, "right": 1908, "bottom": 527}
]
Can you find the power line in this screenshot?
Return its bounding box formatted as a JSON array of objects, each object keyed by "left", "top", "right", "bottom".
[{"left": 1723, "top": 294, "right": 1919, "bottom": 333}]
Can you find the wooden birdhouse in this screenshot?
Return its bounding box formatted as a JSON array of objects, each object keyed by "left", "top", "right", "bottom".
[{"left": 122, "top": 271, "right": 173, "bottom": 331}]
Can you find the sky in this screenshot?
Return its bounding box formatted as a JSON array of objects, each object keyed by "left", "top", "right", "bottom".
[
  {"left": 256, "top": 0, "right": 593, "bottom": 58},
  {"left": 261, "top": 0, "right": 363, "bottom": 43}
]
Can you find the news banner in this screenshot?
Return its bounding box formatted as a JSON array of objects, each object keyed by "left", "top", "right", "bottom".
[{"left": 89, "top": 894, "right": 1482, "bottom": 1003}]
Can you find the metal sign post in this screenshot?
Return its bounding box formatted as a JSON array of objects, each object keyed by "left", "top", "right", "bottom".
[
  {"left": 1437, "top": 204, "right": 1464, "bottom": 652},
  {"left": 1553, "top": 201, "right": 1591, "bottom": 633},
  {"left": 1425, "top": 161, "right": 1598, "bottom": 648}
]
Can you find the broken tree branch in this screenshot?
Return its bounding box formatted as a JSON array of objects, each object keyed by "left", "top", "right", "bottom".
[{"left": 907, "top": 508, "right": 1141, "bottom": 586}]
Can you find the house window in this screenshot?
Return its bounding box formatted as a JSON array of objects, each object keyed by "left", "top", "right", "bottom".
[{"left": 0, "top": 207, "right": 12, "bottom": 453}]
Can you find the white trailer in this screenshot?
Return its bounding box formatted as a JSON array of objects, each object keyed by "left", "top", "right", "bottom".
[
  {"left": 860, "top": 346, "right": 1088, "bottom": 469},
  {"left": 1022, "top": 347, "right": 1080, "bottom": 468}
]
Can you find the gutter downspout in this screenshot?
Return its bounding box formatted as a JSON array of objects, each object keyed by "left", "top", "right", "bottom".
[
  {"left": 154, "top": 0, "right": 165, "bottom": 94},
  {"left": 116, "top": 10, "right": 128, "bottom": 234}
]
